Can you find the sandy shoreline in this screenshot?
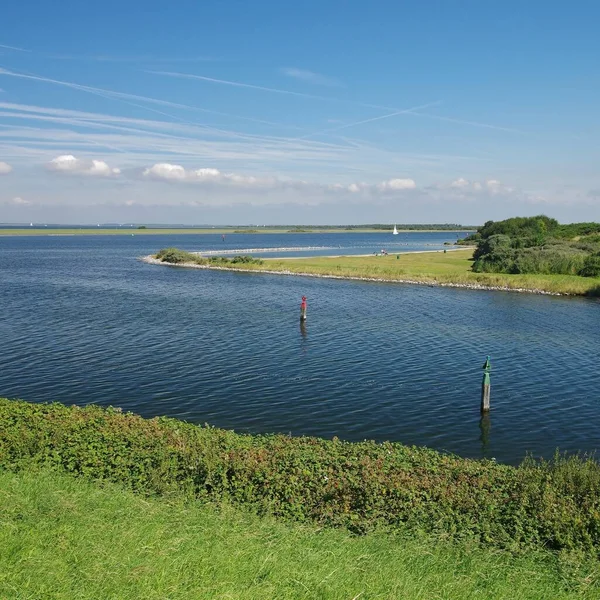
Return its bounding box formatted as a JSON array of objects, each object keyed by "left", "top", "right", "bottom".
[{"left": 140, "top": 250, "right": 565, "bottom": 296}]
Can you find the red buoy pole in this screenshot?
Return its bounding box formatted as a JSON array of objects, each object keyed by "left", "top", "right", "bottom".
[{"left": 300, "top": 296, "right": 307, "bottom": 321}]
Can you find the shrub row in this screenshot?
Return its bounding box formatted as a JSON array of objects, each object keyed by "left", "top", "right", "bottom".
[
  {"left": 472, "top": 237, "right": 600, "bottom": 277},
  {"left": 155, "top": 247, "right": 201, "bottom": 264},
  {"left": 461, "top": 217, "right": 600, "bottom": 277},
  {"left": 155, "top": 248, "right": 263, "bottom": 266},
  {"left": 2, "top": 399, "right": 600, "bottom": 554}
]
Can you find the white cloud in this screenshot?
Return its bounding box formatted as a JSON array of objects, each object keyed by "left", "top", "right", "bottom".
[
  {"left": 11, "top": 196, "right": 31, "bottom": 205},
  {"left": 347, "top": 183, "right": 363, "bottom": 193},
  {"left": 281, "top": 68, "right": 342, "bottom": 87},
  {"left": 90, "top": 160, "right": 121, "bottom": 176},
  {"left": 450, "top": 177, "right": 469, "bottom": 188},
  {"left": 143, "top": 163, "right": 276, "bottom": 187},
  {"left": 142, "top": 163, "right": 187, "bottom": 180},
  {"left": 434, "top": 178, "right": 513, "bottom": 196},
  {"left": 142, "top": 163, "right": 421, "bottom": 199},
  {"left": 377, "top": 178, "right": 417, "bottom": 191},
  {"left": 0, "top": 161, "right": 13, "bottom": 174},
  {"left": 47, "top": 155, "right": 121, "bottom": 177}
]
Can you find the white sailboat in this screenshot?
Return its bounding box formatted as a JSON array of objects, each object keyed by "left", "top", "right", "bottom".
[{"left": 392, "top": 224, "right": 398, "bottom": 235}]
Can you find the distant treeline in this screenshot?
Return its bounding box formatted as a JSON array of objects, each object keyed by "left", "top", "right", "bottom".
[
  {"left": 311, "top": 224, "right": 474, "bottom": 231},
  {"left": 458, "top": 216, "right": 600, "bottom": 277},
  {"left": 232, "top": 224, "right": 476, "bottom": 231},
  {"left": 0, "top": 224, "right": 476, "bottom": 231}
]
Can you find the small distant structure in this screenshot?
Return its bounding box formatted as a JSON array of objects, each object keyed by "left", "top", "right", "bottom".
[{"left": 300, "top": 296, "right": 307, "bottom": 322}]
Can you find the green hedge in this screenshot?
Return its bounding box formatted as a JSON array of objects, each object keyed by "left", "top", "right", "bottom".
[
  {"left": 1, "top": 398, "right": 600, "bottom": 554},
  {"left": 155, "top": 247, "right": 203, "bottom": 264},
  {"left": 155, "top": 248, "right": 263, "bottom": 266},
  {"left": 463, "top": 217, "right": 600, "bottom": 277}
]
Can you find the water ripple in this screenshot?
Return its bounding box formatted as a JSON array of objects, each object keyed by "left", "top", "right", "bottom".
[{"left": 0, "top": 232, "right": 599, "bottom": 464}]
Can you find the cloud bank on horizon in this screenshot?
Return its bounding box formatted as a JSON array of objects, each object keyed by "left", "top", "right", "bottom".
[{"left": 0, "top": 1, "right": 598, "bottom": 224}]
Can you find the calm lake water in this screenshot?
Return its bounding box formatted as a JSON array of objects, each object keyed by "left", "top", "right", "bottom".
[{"left": 1, "top": 231, "right": 599, "bottom": 465}]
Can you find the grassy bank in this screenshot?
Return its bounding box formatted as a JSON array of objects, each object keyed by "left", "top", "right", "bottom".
[
  {"left": 3, "top": 399, "right": 600, "bottom": 557},
  {"left": 153, "top": 248, "right": 600, "bottom": 296},
  {"left": 2, "top": 468, "right": 597, "bottom": 599}
]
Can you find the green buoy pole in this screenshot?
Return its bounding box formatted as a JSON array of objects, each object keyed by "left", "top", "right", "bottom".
[{"left": 481, "top": 356, "right": 491, "bottom": 413}]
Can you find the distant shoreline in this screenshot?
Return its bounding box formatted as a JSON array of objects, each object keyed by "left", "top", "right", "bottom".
[{"left": 0, "top": 228, "right": 474, "bottom": 236}]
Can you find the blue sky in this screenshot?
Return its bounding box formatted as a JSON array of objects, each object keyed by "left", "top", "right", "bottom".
[{"left": 0, "top": 0, "right": 599, "bottom": 224}]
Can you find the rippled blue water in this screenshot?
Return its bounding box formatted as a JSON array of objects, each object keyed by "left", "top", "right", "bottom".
[{"left": 1, "top": 232, "right": 599, "bottom": 464}]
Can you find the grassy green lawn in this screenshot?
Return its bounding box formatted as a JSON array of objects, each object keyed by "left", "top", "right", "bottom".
[
  {"left": 211, "top": 249, "right": 600, "bottom": 296},
  {"left": 1, "top": 468, "right": 597, "bottom": 600}
]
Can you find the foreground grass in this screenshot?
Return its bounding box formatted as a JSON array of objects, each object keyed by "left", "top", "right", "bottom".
[
  {"left": 1, "top": 468, "right": 598, "bottom": 600},
  {"left": 4, "top": 399, "right": 600, "bottom": 557},
  {"left": 155, "top": 248, "right": 600, "bottom": 296}
]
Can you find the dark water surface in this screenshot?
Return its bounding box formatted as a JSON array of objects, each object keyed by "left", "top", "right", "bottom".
[{"left": 1, "top": 232, "right": 599, "bottom": 465}]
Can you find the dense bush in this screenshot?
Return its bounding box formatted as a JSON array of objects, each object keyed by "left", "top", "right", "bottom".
[
  {"left": 155, "top": 248, "right": 203, "bottom": 264},
  {"left": 473, "top": 244, "right": 588, "bottom": 275},
  {"left": 2, "top": 398, "right": 600, "bottom": 554},
  {"left": 230, "top": 255, "right": 264, "bottom": 265},
  {"left": 456, "top": 232, "right": 480, "bottom": 245},
  {"left": 468, "top": 217, "right": 600, "bottom": 277},
  {"left": 579, "top": 254, "right": 600, "bottom": 278},
  {"left": 208, "top": 255, "right": 264, "bottom": 265},
  {"left": 477, "top": 216, "right": 558, "bottom": 242},
  {"left": 155, "top": 249, "right": 263, "bottom": 267},
  {"left": 555, "top": 223, "right": 600, "bottom": 239}
]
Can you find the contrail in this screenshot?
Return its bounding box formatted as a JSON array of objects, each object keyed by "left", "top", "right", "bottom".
[
  {"left": 148, "top": 71, "right": 523, "bottom": 134},
  {"left": 0, "top": 43, "right": 30, "bottom": 52},
  {"left": 296, "top": 101, "right": 443, "bottom": 140},
  {"left": 147, "top": 70, "right": 412, "bottom": 112},
  {"left": 0, "top": 67, "right": 356, "bottom": 158},
  {"left": 0, "top": 67, "right": 307, "bottom": 138},
  {"left": 148, "top": 70, "right": 335, "bottom": 102},
  {"left": 409, "top": 112, "right": 524, "bottom": 134}
]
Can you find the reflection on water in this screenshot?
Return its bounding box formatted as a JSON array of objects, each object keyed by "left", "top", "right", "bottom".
[
  {"left": 299, "top": 321, "right": 308, "bottom": 339},
  {"left": 0, "top": 232, "right": 599, "bottom": 465},
  {"left": 479, "top": 413, "right": 492, "bottom": 458}
]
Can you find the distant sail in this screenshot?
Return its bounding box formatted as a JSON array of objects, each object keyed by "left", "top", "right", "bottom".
[{"left": 393, "top": 224, "right": 398, "bottom": 235}]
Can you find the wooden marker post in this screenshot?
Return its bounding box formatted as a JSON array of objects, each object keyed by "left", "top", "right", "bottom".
[
  {"left": 481, "top": 356, "right": 491, "bottom": 413},
  {"left": 300, "top": 296, "right": 307, "bottom": 322}
]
